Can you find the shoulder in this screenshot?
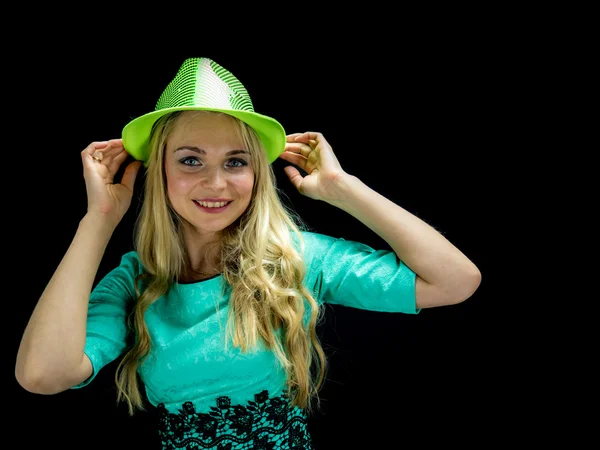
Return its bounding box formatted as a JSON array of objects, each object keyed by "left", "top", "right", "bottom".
[
  {"left": 293, "top": 230, "right": 349, "bottom": 265},
  {"left": 296, "top": 230, "right": 371, "bottom": 252},
  {"left": 293, "top": 230, "right": 338, "bottom": 251},
  {"left": 297, "top": 230, "right": 338, "bottom": 246},
  {"left": 89, "top": 251, "right": 144, "bottom": 305},
  {"left": 116, "top": 250, "right": 144, "bottom": 275},
  {"left": 95, "top": 250, "right": 145, "bottom": 291}
]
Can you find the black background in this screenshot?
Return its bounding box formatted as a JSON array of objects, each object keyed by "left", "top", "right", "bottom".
[{"left": 7, "top": 23, "right": 514, "bottom": 449}]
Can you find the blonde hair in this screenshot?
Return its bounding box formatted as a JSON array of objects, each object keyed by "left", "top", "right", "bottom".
[{"left": 115, "top": 111, "right": 328, "bottom": 416}]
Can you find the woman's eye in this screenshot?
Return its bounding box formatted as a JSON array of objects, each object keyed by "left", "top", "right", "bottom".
[
  {"left": 178, "top": 157, "right": 247, "bottom": 168},
  {"left": 227, "top": 158, "right": 248, "bottom": 168},
  {"left": 180, "top": 157, "right": 200, "bottom": 166}
]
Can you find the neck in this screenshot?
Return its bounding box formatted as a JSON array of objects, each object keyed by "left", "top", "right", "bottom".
[{"left": 181, "top": 227, "right": 222, "bottom": 278}]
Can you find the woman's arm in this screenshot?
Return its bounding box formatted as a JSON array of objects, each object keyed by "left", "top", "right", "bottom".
[
  {"left": 325, "top": 174, "right": 481, "bottom": 308},
  {"left": 15, "top": 214, "right": 115, "bottom": 393},
  {"left": 279, "top": 132, "right": 481, "bottom": 309},
  {"left": 16, "top": 140, "right": 140, "bottom": 393}
]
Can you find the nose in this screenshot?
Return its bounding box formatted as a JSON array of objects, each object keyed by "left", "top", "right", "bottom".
[{"left": 201, "top": 166, "right": 227, "bottom": 191}]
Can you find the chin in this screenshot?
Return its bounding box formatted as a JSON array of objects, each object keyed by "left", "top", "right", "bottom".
[
  {"left": 182, "top": 202, "right": 250, "bottom": 234},
  {"left": 198, "top": 214, "right": 242, "bottom": 233},
  {"left": 194, "top": 219, "right": 235, "bottom": 233}
]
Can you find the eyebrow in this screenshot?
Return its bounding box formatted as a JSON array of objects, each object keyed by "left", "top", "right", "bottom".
[{"left": 174, "top": 146, "right": 249, "bottom": 156}]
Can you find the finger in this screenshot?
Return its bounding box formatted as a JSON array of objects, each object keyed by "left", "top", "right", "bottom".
[
  {"left": 95, "top": 139, "right": 126, "bottom": 162},
  {"left": 82, "top": 142, "right": 109, "bottom": 168},
  {"left": 103, "top": 139, "right": 125, "bottom": 155},
  {"left": 107, "top": 149, "right": 130, "bottom": 174},
  {"left": 121, "top": 160, "right": 142, "bottom": 191},
  {"left": 283, "top": 166, "right": 304, "bottom": 192},
  {"left": 295, "top": 134, "right": 339, "bottom": 168},
  {"left": 280, "top": 151, "right": 319, "bottom": 176},
  {"left": 82, "top": 148, "right": 107, "bottom": 172},
  {"left": 83, "top": 141, "right": 109, "bottom": 156},
  {"left": 284, "top": 141, "right": 312, "bottom": 158},
  {"left": 293, "top": 133, "right": 330, "bottom": 155},
  {"left": 82, "top": 152, "right": 97, "bottom": 172},
  {"left": 293, "top": 131, "right": 324, "bottom": 144},
  {"left": 286, "top": 133, "right": 304, "bottom": 142},
  {"left": 84, "top": 140, "right": 124, "bottom": 165},
  {"left": 279, "top": 150, "right": 308, "bottom": 171}
]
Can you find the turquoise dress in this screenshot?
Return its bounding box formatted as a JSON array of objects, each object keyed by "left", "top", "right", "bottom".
[{"left": 73, "top": 231, "right": 419, "bottom": 449}]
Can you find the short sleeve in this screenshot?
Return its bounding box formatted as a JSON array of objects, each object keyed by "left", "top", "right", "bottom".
[
  {"left": 71, "top": 251, "right": 141, "bottom": 389},
  {"left": 299, "top": 231, "right": 419, "bottom": 314}
]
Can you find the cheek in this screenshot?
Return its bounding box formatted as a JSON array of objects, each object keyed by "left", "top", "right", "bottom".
[
  {"left": 235, "top": 173, "right": 255, "bottom": 199},
  {"left": 166, "top": 173, "right": 195, "bottom": 201},
  {"left": 171, "top": 178, "right": 195, "bottom": 192}
]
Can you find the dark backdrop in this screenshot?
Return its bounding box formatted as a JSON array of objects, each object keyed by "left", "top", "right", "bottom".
[{"left": 8, "top": 37, "right": 506, "bottom": 448}]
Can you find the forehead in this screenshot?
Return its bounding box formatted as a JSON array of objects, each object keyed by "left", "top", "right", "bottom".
[{"left": 169, "top": 111, "right": 242, "bottom": 144}]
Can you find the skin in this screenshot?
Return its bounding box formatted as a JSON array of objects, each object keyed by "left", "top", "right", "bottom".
[
  {"left": 279, "top": 132, "right": 482, "bottom": 309},
  {"left": 15, "top": 116, "right": 481, "bottom": 396},
  {"left": 15, "top": 139, "right": 141, "bottom": 394},
  {"left": 164, "top": 113, "right": 255, "bottom": 277}
]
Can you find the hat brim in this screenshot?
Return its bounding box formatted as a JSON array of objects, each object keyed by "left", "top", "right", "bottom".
[{"left": 122, "top": 106, "right": 286, "bottom": 166}]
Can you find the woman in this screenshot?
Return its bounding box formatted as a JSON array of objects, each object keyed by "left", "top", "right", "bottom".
[{"left": 15, "top": 57, "right": 481, "bottom": 449}]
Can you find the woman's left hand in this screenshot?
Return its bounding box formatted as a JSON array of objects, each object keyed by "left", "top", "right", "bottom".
[{"left": 279, "top": 132, "right": 349, "bottom": 202}]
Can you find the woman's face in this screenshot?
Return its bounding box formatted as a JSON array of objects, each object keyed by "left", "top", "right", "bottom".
[{"left": 164, "top": 112, "right": 255, "bottom": 235}]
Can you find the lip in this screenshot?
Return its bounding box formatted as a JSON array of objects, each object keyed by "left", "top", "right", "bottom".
[
  {"left": 193, "top": 200, "right": 232, "bottom": 214},
  {"left": 195, "top": 198, "right": 232, "bottom": 202}
]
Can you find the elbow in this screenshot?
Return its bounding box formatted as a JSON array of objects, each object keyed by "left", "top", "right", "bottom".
[
  {"left": 449, "top": 266, "right": 482, "bottom": 305},
  {"left": 15, "top": 364, "right": 70, "bottom": 395},
  {"left": 16, "top": 372, "right": 51, "bottom": 395},
  {"left": 416, "top": 267, "right": 482, "bottom": 309}
]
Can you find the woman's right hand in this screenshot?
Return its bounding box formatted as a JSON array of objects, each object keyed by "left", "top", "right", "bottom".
[{"left": 81, "top": 139, "right": 142, "bottom": 226}]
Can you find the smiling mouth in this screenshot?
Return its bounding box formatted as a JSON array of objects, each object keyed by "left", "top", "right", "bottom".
[{"left": 193, "top": 200, "right": 232, "bottom": 208}]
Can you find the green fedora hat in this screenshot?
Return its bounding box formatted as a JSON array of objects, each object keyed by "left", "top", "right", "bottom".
[{"left": 122, "top": 57, "right": 286, "bottom": 165}]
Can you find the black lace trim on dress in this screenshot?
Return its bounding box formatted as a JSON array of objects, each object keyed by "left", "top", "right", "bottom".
[{"left": 157, "top": 389, "right": 313, "bottom": 449}]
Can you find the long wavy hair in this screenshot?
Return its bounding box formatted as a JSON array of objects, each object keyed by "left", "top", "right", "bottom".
[{"left": 115, "top": 111, "right": 328, "bottom": 416}]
